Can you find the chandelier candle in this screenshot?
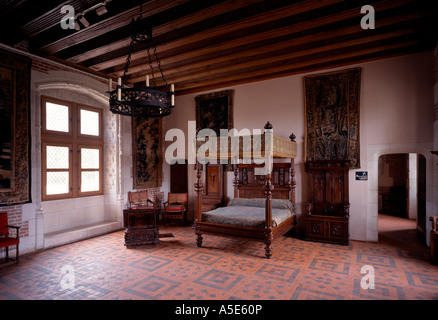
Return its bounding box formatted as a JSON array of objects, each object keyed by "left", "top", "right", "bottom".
[
  {"left": 171, "top": 84, "right": 175, "bottom": 106},
  {"left": 117, "top": 78, "right": 121, "bottom": 101}
]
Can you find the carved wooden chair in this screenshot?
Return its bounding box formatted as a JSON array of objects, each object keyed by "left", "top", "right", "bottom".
[
  {"left": 127, "top": 190, "right": 155, "bottom": 209},
  {"left": 0, "top": 211, "right": 20, "bottom": 264},
  {"left": 163, "top": 193, "right": 188, "bottom": 226}
]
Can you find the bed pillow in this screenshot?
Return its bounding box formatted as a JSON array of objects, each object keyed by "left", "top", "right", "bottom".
[{"left": 228, "top": 198, "right": 295, "bottom": 211}]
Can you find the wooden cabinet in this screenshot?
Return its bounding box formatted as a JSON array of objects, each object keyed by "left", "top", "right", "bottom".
[
  {"left": 305, "top": 160, "right": 350, "bottom": 245},
  {"left": 123, "top": 207, "right": 160, "bottom": 247}
]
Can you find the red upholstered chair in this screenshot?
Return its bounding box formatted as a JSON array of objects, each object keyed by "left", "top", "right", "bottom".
[
  {"left": 163, "top": 193, "right": 188, "bottom": 226},
  {"left": 0, "top": 212, "right": 20, "bottom": 264}
]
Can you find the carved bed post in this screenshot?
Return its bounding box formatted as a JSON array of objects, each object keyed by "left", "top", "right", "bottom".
[
  {"left": 264, "top": 173, "right": 274, "bottom": 259},
  {"left": 194, "top": 160, "right": 203, "bottom": 247},
  {"left": 289, "top": 133, "right": 296, "bottom": 204},
  {"left": 290, "top": 159, "right": 296, "bottom": 204},
  {"left": 264, "top": 121, "right": 274, "bottom": 259},
  {"left": 265, "top": 174, "right": 273, "bottom": 229},
  {"left": 233, "top": 161, "right": 239, "bottom": 198}
]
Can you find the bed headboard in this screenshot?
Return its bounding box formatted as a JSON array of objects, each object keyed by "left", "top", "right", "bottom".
[{"left": 234, "top": 161, "right": 296, "bottom": 203}]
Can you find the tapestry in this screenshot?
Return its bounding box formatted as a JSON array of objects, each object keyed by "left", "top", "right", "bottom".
[
  {"left": 132, "top": 117, "right": 162, "bottom": 189},
  {"left": 195, "top": 89, "right": 233, "bottom": 135},
  {"left": 304, "top": 68, "right": 361, "bottom": 168},
  {"left": 0, "top": 49, "right": 31, "bottom": 205}
]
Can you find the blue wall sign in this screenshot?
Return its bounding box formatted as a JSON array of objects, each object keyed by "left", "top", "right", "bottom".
[{"left": 356, "top": 171, "right": 368, "bottom": 181}]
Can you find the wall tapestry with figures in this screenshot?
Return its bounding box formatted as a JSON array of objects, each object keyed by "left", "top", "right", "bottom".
[
  {"left": 195, "top": 89, "right": 233, "bottom": 135},
  {"left": 304, "top": 67, "right": 361, "bottom": 168},
  {"left": 0, "top": 49, "right": 31, "bottom": 205},
  {"left": 132, "top": 117, "right": 162, "bottom": 189}
]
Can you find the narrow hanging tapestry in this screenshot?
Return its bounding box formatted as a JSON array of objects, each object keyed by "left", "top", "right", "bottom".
[
  {"left": 132, "top": 117, "right": 162, "bottom": 189},
  {"left": 304, "top": 68, "right": 361, "bottom": 168},
  {"left": 0, "top": 49, "right": 31, "bottom": 205}
]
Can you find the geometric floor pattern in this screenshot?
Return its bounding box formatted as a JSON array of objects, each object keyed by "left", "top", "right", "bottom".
[{"left": 1, "top": 225, "right": 438, "bottom": 301}]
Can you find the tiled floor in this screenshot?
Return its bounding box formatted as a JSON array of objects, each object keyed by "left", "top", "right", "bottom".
[{"left": 1, "top": 216, "right": 437, "bottom": 300}]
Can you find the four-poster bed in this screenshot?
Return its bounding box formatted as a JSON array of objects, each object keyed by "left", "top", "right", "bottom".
[{"left": 193, "top": 122, "right": 297, "bottom": 258}]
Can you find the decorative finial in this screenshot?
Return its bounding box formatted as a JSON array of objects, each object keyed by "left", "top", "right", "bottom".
[
  {"left": 289, "top": 133, "right": 296, "bottom": 142},
  {"left": 264, "top": 121, "right": 273, "bottom": 130}
]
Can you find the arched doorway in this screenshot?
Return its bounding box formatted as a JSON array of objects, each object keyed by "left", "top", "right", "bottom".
[
  {"left": 366, "top": 144, "right": 433, "bottom": 246},
  {"left": 377, "top": 153, "right": 426, "bottom": 248}
]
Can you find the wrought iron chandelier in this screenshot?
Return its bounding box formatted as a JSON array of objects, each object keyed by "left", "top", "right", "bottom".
[{"left": 108, "top": 11, "right": 174, "bottom": 118}]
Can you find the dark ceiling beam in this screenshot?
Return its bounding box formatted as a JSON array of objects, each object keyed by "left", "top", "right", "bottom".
[
  {"left": 78, "top": 0, "right": 353, "bottom": 71},
  {"left": 173, "top": 40, "right": 432, "bottom": 95},
  {"left": 88, "top": 0, "right": 411, "bottom": 76},
  {"left": 130, "top": 20, "right": 432, "bottom": 89},
  {"left": 1, "top": 0, "right": 436, "bottom": 96},
  {"left": 0, "top": 0, "right": 71, "bottom": 45},
  {"left": 54, "top": 0, "right": 239, "bottom": 62},
  {"left": 176, "top": 44, "right": 431, "bottom": 95},
  {"left": 63, "top": 0, "right": 267, "bottom": 63},
  {"left": 130, "top": 24, "right": 430, "bottom": 85},
  {"left": 109, "top": 0, "right": 423, "bottom": 82},
  {"left": 28, "top": 0, "right": 148, "bottom": 54},
  {"left": 13, "top": 1, "right": 91, "bottom": 36},
  {"left": 125, "top": 7, "right": 429, "bottom": 83}
]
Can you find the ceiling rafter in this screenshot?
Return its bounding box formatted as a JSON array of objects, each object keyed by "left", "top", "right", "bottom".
[
  {"left": 124, "top": 1, "right": 428, "bottom": 83},
  {"left": 86, "top": 0, "right": 416, "bottom": 75},
  {"left": 0, "top": 0, "right": 436, "bottom": 95}
]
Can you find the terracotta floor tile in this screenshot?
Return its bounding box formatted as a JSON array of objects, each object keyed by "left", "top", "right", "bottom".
[{"left": 1, "top": 217, "right": 437, "bottom": 300}]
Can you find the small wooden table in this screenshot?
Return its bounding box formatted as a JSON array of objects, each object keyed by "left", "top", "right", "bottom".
[{"left": 123, "top": 207, "right": 160, "bottom": 247}]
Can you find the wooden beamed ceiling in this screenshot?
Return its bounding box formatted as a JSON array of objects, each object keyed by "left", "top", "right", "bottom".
[{"left": 1, "top": 0, "right": 437, "bottom": 95}]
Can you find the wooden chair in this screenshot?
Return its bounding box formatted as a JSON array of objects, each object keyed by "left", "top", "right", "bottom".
[
  {"left": 127, "top": 190, "right": 155, "bottom": 209},
  {"left": 0, "top": 212, "right": 20, "bottom": 264},
  {"left": 163, "top": 193, "right": 188, "bottom": 226}
]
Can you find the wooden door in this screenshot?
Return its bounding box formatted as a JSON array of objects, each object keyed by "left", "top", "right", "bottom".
[
  {"left": 170, "top": 162, "right": 188, "bottom": 193},
  {"left": 310, "top": 171, "right": 326, "bottom": 215},
  {"left": 327, "top": 171, "right": 345, "bottom": 204},
  {"left": 202, "top": 163, "right": 224, "bottom": 210},
  {"left": 326, "top": 171, "right": 346, "bottom": 216}
]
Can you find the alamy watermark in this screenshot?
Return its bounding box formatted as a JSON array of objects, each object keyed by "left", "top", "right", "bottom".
[
  {"left": 361, "top": 5, "right": 375, "bottom": 30},
  {"left": 60, "top": 265, "right": 75, "bottom": 290},
  {"left": 360, "top": 265, "right": 375, "bottom": 290},
  {"left": 60, "top": 5, "right": 76, "bottom": 30},
  {"left": 165, "top": 121, "right": 273, "bottom": 175}
]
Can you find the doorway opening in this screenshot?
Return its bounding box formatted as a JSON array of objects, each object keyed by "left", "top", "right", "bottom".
[
  {"left": 170, "top": 160, "right": 188, "bottom": 194},
  {"left": 377, "top": 153, "right": 426, "bottom": 249}
]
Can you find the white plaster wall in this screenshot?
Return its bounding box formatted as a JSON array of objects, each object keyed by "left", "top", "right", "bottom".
[{"left": 164, "top": 51, "right": 434, "bottom": 242}]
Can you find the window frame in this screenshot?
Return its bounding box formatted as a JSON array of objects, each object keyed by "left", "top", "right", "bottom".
[
  {"left": 41, "top": 96, "right": 73, "bottom": 138},
  {"left": 41, "top": 96, "right": 104, "bottom": 201},
  {"left": 78, "top": 105, "right": 103, "bottom": 140},
  {"left": 41, "top": 142, "right": 73, "bottom": 200},
  {"left": 78, "top": 144, "right": 104, "bottom": 197}
]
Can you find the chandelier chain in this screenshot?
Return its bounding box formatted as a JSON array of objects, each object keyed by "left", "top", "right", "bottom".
[
  {"left": 109, "top": 5, "right": 173, "bottom": 118},
  {"left": 154, "top": 46, "right": 169, "bottom": 89},
  {"left": 147, "top": 47, "right": 157, "bottom": 87},
  {"left": 122, "top": 39, "right": 135, "bottom": 85}
]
